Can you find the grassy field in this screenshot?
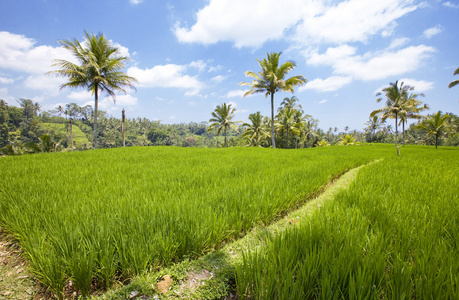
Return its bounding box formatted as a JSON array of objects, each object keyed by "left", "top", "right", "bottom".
[
  {"left": 235, "top": 146, "right": 459, "bottom": 299},
  {"left": 0, "top": 145, "right": 393, "bottom": 298},
  {"left": 40, "top": 122, "right": 91, "bottom": 149}
]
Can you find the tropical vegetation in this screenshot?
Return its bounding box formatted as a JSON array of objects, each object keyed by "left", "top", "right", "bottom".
[
  {"left": 240, "top": 52, "right": 307, "bottom": 148},
  {"left": 235, "top": 146, "right": 458, "bottom": 299},
  {"left": 207, "top": 103, "right": 239, "bottom": 148},
  {"left": 448, "top": 67, "right": 459, "bottom": 88},
  {"left": 49, "top": 31, "right": 137, "bottom": 149}
]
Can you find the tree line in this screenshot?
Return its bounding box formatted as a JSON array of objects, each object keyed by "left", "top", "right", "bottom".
[{"left": 1, "top": 31, "right": 458, "bottom": 156}]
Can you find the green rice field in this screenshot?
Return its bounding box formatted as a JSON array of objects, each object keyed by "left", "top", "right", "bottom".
[
  {"left": 0, "top": 144, "right": 457, "bottom": 299},
  {"left": 235, "top": 146, "right": 459, "bottom": 299}
]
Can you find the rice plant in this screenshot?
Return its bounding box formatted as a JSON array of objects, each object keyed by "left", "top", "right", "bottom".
[
  {"left": 235, "top": 146, "right": 459, "bottom": 299},
  {"left": 0, "top": 145, "right": 394, "bottom": 297}
]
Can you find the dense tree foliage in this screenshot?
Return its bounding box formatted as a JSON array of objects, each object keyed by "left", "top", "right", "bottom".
[{"left": 1, "top": 95, "right": 458, "bottom": 156}]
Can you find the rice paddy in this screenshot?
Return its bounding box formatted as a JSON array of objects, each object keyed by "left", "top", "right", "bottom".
[
  {"left": 0, "top": 145, "right": 391, "bottom": 297},
  {"left": 235, "top": 146, "right": 459, "bottom": 299},
  {"left": 0, "top": 144, "right": 457, "bottom": 299}
]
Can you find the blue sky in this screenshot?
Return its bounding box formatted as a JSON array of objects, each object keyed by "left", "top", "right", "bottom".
[{"left": 0, "top": 0, "right": 458, "bottom": 131}]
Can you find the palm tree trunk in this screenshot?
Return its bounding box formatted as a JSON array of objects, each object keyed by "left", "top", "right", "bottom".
[
  {"left": 271, "top": 93, "right": 276, "bottom": 148},
  {"left": 224, "top": 129, "right": 227, "bottom": 148},
  {"left": 286, "top": 128, "right": 289, "bottom": 149},
  {"left": 394, "top": 113, "right": 398, "bottom": 147},
  {"left": 93, "top": 86, "right": 98, "bottom": 149},
  {"left": 435, "top": 134, "right": 438, "bottom": 149},
  {"left": 70, "top": 118, "right": 73, "bottom": 151},
  {"left": 122, "top": 108, "right": 126, "bottom": 148},
  {"left": 402, "top": 121, "right": 405, "bottom": 147}
]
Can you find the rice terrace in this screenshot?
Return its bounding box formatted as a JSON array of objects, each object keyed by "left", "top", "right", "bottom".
[
  {"left": 1, "top": 1, "right": 459, "bottom": 299},
  {"left": 0, "top": 144, "right": 458, "bottom": 299}
]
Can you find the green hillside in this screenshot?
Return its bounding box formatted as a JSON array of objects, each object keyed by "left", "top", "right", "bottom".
[{"left": 40, "top": 122, "right": 92, "bottom": 150}]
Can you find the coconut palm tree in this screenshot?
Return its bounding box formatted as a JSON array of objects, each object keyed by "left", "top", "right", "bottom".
[
  {"left": 242, "top": 111, "right": 268, "bottom": 147},
  {"left": 448, "top": 67, "right": 459, "bottom": 88},
  {"left": 49, "top": 31, "right": 137, "bottom": 149},
  {"left": 240, "top": 52, "right": 307, "bottom": 148},
  {"left": 398, "top": 94, "right": 429, "bottom": 146},
  {"left": 279, "top": 96, "right": 302, "bottom": 112},
  {"left": 276, "top": 108, "right": 301, "bottom": 148},
  {"left": 416, "top": 111, "right": 450, "bottom": 148},
  {"left": 208, "top": 103, "right": 239, "bottom": 148},
  {"left": 364, "top": 115, "right": 383, "bottom": 143},
  {"left": 370, "top": 80, "right": 411, "bottom": 147}
]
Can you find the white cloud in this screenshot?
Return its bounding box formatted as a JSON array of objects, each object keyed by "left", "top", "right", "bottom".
[
  {"left": 211, "top": 75, "right": 226, "bottom": 83},
  {"left": 389, "top": 37, "right": 410, "bottom": 49},
  {"left": 174, "top": 0, "right": 421, "bottom": 48},
  {"left": 208, "top": 65, "right": 224, "bottom": 73},
  {"left": 127, "top": 62, "right": 204, "bottom": 96},
  {"left": 111, "top": 42, "right": 131, "bottom": 58},
  {"left": 301, "top": 76, "right": 353, "bottom": 92},
  {"left": 174, "top": 0, "right": 305, "bottom": 48},
  {"left": 295, "top": 0, "right": 419, "bottom": 44},
  {"left": 0, "top": 31, "right": 73, "bottom": 74},
  {"left": 319, "top": 99, "right": 328, "bottom": 104},
  {"left": 225, "top": 89, "right": 249, "bottom": 98},
  {"left": 129, "top": 0, "right": 143, "bottom": 4},
  {"left": 443, "top": 1, "right": 459, "bottom": 9},
  {"left": 95, "top": 94, "right": 138, "bottom": 113},
  {"left": 0, "top": 88, "right": 14, "bottom": 102},
  {"left": 228, "top": 101, "right": 237, "bottom": 108},
  {"left": 307, "top": 45, "right": 435, "bottom": 81},
  {"left": 24, "top": 74, "right": 66, "bottom": 96},
  {"left": 423, "top": 25, "right": 442, "bottom": 38},
  {"left": 399, "top": 78, "right": 434, "bottom": 92},
  {"left": 0, "top": 77, "right": 14, "bottom": 84},
  {"left": 68, "top": 91, "right": 94, "bottom": 102},
  {"left": 189, "top": 60, "right": 207, "bottom": 72}
]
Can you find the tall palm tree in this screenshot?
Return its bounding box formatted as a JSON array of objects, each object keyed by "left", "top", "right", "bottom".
[
  {"left": 17, "top": 98, "right": 35, "bottom": 119},
  {"left": 49, "top": 31, "right": 137, "bottom": 149},
  {"left": 208, "top": 103, "right": 239, "bottom": 148},
  {"left": 276, "top": 108, "right": 302, "bottom": 148},
  {"left": 370, "top": 80, "right": 411, "bottom": 147},
  {"left": 240, "top": 52, "right": 307, "bottom": 148},
  {"left": 364, "top": 115, "right": 383, "bottom": 143},
  {"left": 448, "top": 67, "right": 459, "bottom": 88},
  {"left": 398, "top": 94, "right": 429, "bottom": 146},
  {"left": 279, "top": 96, "right": 302, "bottom": 112},
  {"left": 242, "top": 111, "right": 268, "bottom": 147},
  {"left": 416, "top": 111, "right": 450, "bottom": 148}
]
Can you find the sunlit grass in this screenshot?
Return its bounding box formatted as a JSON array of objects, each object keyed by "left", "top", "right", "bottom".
[
  {"left": 0, "top": 145, "right": 392, "bottom": 297},
  {"left": 235, "top": 146, "right": 459, "bottom": 299}
]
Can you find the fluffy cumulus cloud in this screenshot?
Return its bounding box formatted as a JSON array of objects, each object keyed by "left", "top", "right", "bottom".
[
  {"left": 423, "top": 25, "right": 442, "bottom": 39},
  {"left": 174, "top": 0, "right": 305, "bottom": 48},
  {"left": 127, "top": 62, "right": 204, "bottom": 96},
  {"left": 294, "top": 0, "right": 419, "bottom": 44},
  {"left": 0, "top": 31, "right": 72, "bottom": 75},
  {"left": 174, "top": 0, "right": 421, "bottom": 47},
  {"left": 307, "top": 45, "right": 435, "bottom": 81},
  {"left": 301, "top": 76, "right": 353, "bottom": 92},
  {"left": 24, "top": 74, "right": 66, "bottom": 96}
]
